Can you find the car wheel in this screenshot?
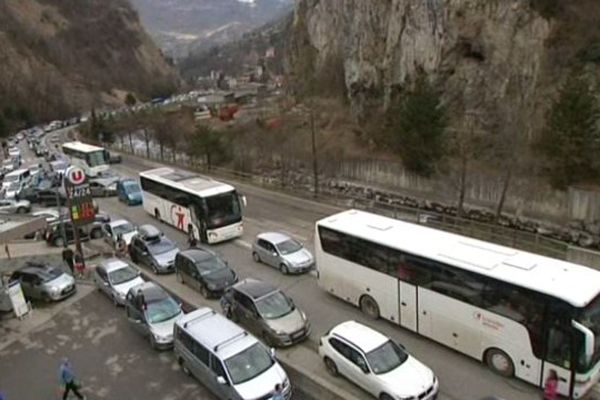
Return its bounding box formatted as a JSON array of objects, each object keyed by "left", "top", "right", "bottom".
[
  {"left": 151, "top": 264, "right": 159, "bottom": 274},
  {"left": 53, "top": 237, "right": 65, "bottom": 247},
  {"left": 324, "top": 357, "right": 338, "bottom": 377},
  {"left": 379, "top": 394, "right": 394, "bottom": 400},
  {"left": 91, "top": 229, "right": 102, "bottom": 239},
  {"left": 359, "top": 295, "right": 380, "bottom": 319},
  {"left": 279, "top": 264, "right": 289, "bottom": 275},
  {"left": 150, "top": 335, "right": 158, "bottom": 350},
  {"left": 252, "top": 251, "right": 260, "bottom": 263},
  {"left": 16, "top": 207, "right": 26, "bottom": 214},
  {"left": 261, "top": 331, "right": 274, "bottom": 347},
  {"left": 154, "top": 209, "right": 161, "bottom": 220},
  {"left": 176, "top": 272, "right": 184, "bottom": 284},
  {"left": 179, "top": 358, "right": 191, "bottom": 376},
  {"left": 200, "top": 285, "right": 210, "bottom": 299},
  {"left": 42, "top": 293, "right": 52, "bottom": 303},
  {"left": 485, "top": 348, "right": 514, "bottom": 377}
]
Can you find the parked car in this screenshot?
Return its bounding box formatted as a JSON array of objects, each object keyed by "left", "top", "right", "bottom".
[
  {"left": 175, "top": 248, "right": 238, "bottom": 298},
  {"left": 45, "top": 219, "right": 103, "bottom": 247},
  {"left": 129, "top": 224, "right": 179, "bottom": 274},
  {"left": 93, "top": 258, "right": 144, "bottom": 306},
  {"left": 220, "top": 278, "right": 310, "bottom": 347},
  {"left": 16, "top": 180, "right": 55, "bottom": 203},
  {"left": 36, "top": 188, "right": 67, "bottom": 207},
  {"left": 89, "top": 177, "right": 118, "bottom": 197},
  {"left": 125, "top": 281, "right": 183, "bottom": 349},
  {"left": 174, "top": 307, "right": 292, "bottom": 400},
  {"left": 9, "top": 262, "right": 76, "bottom": 302},
  {"left": 318, "top": 321, "right": 439, "bottom": 400},
  {"left": 2, "top": 168, "right": 31, "bottom": 191},
  {"left": 252, "top": 232, "right": 315, "bottom": 275},
  {"left": 109, "top": 152, "right": 122, "bottom": 164},
  {"left": 117, "top": 178, "right": 142, "bottom": 205},
  {"left": 3, "top": 180, "right": 27, "bottom": 199},
  {"left": 0, "top": 198, "right": 31, "bottom": 214},
  {"left": 102, "top": 219, "right": 138, "bottom": 248}
]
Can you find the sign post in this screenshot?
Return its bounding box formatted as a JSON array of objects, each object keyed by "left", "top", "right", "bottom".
[{"left": 63, "top": 166, "right": 95, "bottom": 271}]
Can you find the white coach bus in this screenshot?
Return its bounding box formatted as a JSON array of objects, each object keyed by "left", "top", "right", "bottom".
[
  {"left": 316, "top": 209, "right": 599, "bottom": 398},
  {"left": 139, "top": 167, "right": 245, "bottom": 244},
  {"left": 61, "top": 141, "right": 109, "bottom": 177}
]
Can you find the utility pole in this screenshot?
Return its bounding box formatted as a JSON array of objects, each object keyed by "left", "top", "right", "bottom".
[{"left": 309, "top": 99, "right": 319, "bottom": 198}]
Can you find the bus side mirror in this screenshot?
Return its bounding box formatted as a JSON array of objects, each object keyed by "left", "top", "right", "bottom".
[{"left": 572, "top": 320, "right": 594, "bottom": 366}]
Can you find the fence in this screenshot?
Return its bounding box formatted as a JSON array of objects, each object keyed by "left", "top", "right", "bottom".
[{"left": 108, "top": 141, "right": 600, "bottom": 270}]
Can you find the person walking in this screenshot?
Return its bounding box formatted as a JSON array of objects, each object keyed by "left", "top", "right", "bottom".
[
  {"left": 271, "top": 384, "right": 284, "bottom": 400},
  {"left": 62, "top": 247, "right": 74, "bottom": 275},
  {"left": 59, "top": 358, "right": 85, "bottom": 400},
  {"left": 543, "top": 369, "right": 558, "bottom": 400},
  {"left": 115, "top": 234, "right": 127, "bottom": 258},
  {"left": 73, "top": 252, "right": 84, "bottom": 279}
]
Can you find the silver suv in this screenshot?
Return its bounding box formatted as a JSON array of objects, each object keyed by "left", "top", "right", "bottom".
[
  {"left": 174, "top": 307, "right": 292, "bottom": 400},
  {"left": 9, "top": 262, "right": 76, "bottom": 302}
]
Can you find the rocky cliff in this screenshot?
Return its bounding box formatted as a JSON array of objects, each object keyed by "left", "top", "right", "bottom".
[
  {"left": 0, "top": 0, "right": 179, "bottom": 127},
  {"left": 289, "top": 0, "right": 600, "bottom": 137}
]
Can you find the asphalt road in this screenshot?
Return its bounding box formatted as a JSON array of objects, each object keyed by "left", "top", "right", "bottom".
[
  {"left": 37, "top": 128, "right": 544, "bottom": 399},
  {"left": 0, "top": 289, "right": 217, "bottom": 400}
]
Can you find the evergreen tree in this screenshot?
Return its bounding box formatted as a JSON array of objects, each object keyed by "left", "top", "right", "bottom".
[
  {"left": 125, "top": 93, "right": 137, "bottom": 107},
  {"left": 386, "top": 76, "right": 448, "bottom": 176},
  {"left": 191, "top": 125, "right": 227, "bottom": 170},
  {"left": 540, "top": 71, "right": 600, "bottom": 188}
]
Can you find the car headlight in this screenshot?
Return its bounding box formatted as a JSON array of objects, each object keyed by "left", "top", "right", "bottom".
[{"left": 50, "top": 287, "right": 60, "bottom": 295}]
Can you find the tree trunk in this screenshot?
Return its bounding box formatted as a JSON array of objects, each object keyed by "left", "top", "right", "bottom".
[
  {"left": 128, "top": 131, "right": 134, "bottom": 152},
  {"left": 159, "top": 142, "right": 164, "bottom": 161},
  {"left": 143, "top": 130, "right": 150, "bottom": 158},
  {"left": 310, "top": 103, "right": 319, "bottom": 197},
  {"left": 457, "top": 154, "right": 468, "bottom": 218},
  {"left": 495, "top": 167, "right": 513, "bottom": 222}
]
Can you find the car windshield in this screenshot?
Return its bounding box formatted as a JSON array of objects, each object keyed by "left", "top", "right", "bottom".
[
  {"left": 145, "top": 296, "right": 181, "bottom": 324},
  {"left": 224, "top": 343, "right": 274, "bottom": 385},
  {"left": 113, "top": 222, "right": 135, "bottom": 236},
  {"left": 108, "top": 265, "right": 139, "bottom": 285},
  {"left": 147, "top": 237, "right": 176, "bottom": 255},
  {"left": 6, "top": 182, "right": 20, "bottom": 191},
  {"left": 366, "top": 340, "right": 409, "bottom": 375},
  {"left": 196, "top": 256, "right": 228, "bottom": 275},
  {"left": 39, "top": 267, "right": 64, "bottom": 283},
  {"left": 205, "top": 191, "right": 241, "bottom": 229},
  {"left": 86, "top": 150, "right": 108, "bottom": 167},
  {"left": 123, "top": 181, "right": 140, "bottom": 193},
  {"left": 4, "top": 174, "right": 19, "bottom": 183},
  {"left": 255, "top": 291, "right": 294, "bottom": 320},
  {"left": 578, "top": 294, "right": 600, "bottom": 371},
  {"left": 276, "top": 239, "right": 303, "bottom": 255}
]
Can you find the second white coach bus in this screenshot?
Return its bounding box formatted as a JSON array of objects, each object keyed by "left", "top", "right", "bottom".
[
  {"left": 140, "top": 167, "right": 245, "bottom": 244},
  {"left": 61, "top": 141, "right": 109, "bottom": 177},
  {"left": 316, "top": 209, "right": 600, "bottom": 398}
]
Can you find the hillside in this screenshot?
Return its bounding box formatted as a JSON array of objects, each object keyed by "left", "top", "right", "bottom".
[
  {"left": 288, "top": 0, "right": 600, "bottom": 139},
  {"left": 0, "top": 0, "right": 179, "bottom": 130},
  {"left": 129, "top": 0, "right": 293, "bottom": 59}
]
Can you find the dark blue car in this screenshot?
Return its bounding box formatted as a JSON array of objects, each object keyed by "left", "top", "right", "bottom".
[{"left": 117, "top": 179, "right": 142, "bottom": 206}]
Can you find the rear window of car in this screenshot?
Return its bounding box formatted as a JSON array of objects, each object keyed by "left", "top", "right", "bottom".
[{"left": 37, "top": 267, "right": 63, "bottom": 282}]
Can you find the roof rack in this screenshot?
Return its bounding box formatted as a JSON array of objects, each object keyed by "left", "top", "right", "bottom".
[
  {"left": 184, "top": 309, "right": 216, "bottom": 329},
  {"left": 213, "top": 331, "right": 248, "bottom": 352}
]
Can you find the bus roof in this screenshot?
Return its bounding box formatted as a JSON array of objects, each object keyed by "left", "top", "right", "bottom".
[
  {"left": 62, "top": 141, "right": 104, "bottom": 153},
  {"left": 317, "top": 209, "right": 600, "bottom": 308},
  {"left": 140, "top": 167, "right": 235, "bottom": 198}
]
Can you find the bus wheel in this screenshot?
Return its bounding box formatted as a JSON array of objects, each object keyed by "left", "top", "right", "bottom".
[
  {"left": 359, "top": 295, "right": 380, "bottom": 319},
  {"left": 154, "top": 209, "right": 160, "bottom": 220},
  {"left": 485, "top": 348, "right": 514, "bottom": 377}
]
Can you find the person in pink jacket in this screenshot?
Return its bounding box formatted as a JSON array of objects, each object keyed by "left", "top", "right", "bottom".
[{"left": 544, "top": 369, "right": 558, "bottom": 400}]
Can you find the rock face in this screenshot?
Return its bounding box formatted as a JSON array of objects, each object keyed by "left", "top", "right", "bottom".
[
  {"left": 0, "top": 0, "right": 179, "bottom": 123},
  {"left": 290, "top": 0, "right": 598, "bottom": 134}
]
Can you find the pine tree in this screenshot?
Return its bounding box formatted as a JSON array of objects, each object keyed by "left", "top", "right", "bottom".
[
  {"left": 540, "top": 71, "right": 600, "bottom": 188},
  {"left": 386, "top": 76, "right": 448, "bottom": 177}
]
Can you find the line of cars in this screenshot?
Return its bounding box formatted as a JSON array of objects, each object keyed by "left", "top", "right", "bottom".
[{"left": 92, "top": 216, "right": 440, "bottom": 400}]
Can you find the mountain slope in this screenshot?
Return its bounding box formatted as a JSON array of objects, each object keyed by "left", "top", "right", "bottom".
[
  {"left": 0, "top": 0, "right": 178, "bottom": 128},
  {"left": 129, "top": 0, "right": 293, "bottom": 59}
]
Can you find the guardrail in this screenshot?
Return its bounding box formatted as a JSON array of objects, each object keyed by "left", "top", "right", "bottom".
[{"left": 109, "top": 142, "right": 600, "bottom": 269}]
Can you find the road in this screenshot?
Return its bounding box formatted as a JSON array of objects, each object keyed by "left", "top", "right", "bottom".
[
  {"left": 0, "top": 289, "right": 217, "bottom": 400},
  {"left": 47, "top": 131, "right": 541, "bottom": 400}
]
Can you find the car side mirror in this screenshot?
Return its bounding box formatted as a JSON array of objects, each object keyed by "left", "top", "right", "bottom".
[
  {"left": 272, "top": 252, "right": 277, "bottom": 257},
  {"left": 270, "top": 348, "right": 276, "bottom": 358},
  {"left": 216, "top": 376, "right": 227, "bottom": 385}
]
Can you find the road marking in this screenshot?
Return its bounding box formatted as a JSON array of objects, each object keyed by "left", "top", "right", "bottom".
[{"left": 233, "top": 239, "right": 252, "bottom": 249}]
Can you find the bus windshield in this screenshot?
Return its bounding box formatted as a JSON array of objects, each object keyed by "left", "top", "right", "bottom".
[
  {"left": 205, "top": 191, "right": 241, "bottom": 229},
  {"left": 579, "top": 295, "right": 600, "bottom": 371},
  {"left": 86, "top": 150, "right": 107, "bottom": 167}
]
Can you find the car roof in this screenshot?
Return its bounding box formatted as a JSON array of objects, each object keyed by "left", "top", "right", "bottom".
[
  {"left": 101, "top": 258, "right": 132, "bottom": 273},
  {"left": 330, "top": 321, "right": 389, "bottom": 353},
  {"left": 109, "top": 219, "right": 133, "bottom": 228},
  {"left": 257, "top": 232, "right": 292, "bottom": 245},
  {"left": 138, "top": 224, "right": 162, "bottom": 240},
  {"left": 233, "top": 278, "right": 277, "bottom": 300},
  {"left": 129, "top": 281, "right": 168, "bottom": 302},
  {"left": 177, "top": 308, "right": 257, "bottom": 360},
  {"left": 180, "top": 248, "right": 217, "bottom": 262},
  {"left": 17, "top": 262, "right": 60, "bottom": 276}
]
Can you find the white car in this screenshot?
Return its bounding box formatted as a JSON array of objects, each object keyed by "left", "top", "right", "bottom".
[
  {"left": 93, "top": 258, "right": 145, "bottom": 306},
  {"left": 319, "top": 321, "right": 439, "bottom": 400},
  {"left": 102, "top": 219, "right": 138, "bottom": 248}
]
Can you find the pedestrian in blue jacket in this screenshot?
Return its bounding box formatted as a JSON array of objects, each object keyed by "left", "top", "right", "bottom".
[{"left": 59, "top": 358, "right": 85, "bottom": 400}]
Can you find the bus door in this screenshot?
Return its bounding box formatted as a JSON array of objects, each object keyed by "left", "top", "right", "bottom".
[
  {"left": 541, "top": 302, "right": 576, "bottom": 396},
  {"left": 398, "top": 280, "right": 417, "bottom": 332}
]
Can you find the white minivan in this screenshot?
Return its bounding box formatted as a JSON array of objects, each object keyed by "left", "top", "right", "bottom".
[
  {"left": 174, "top": 307, "right": 292, "bottom": 400},
  {"left": 2, "top": 168, "right": 31, "bottom": 191}
]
